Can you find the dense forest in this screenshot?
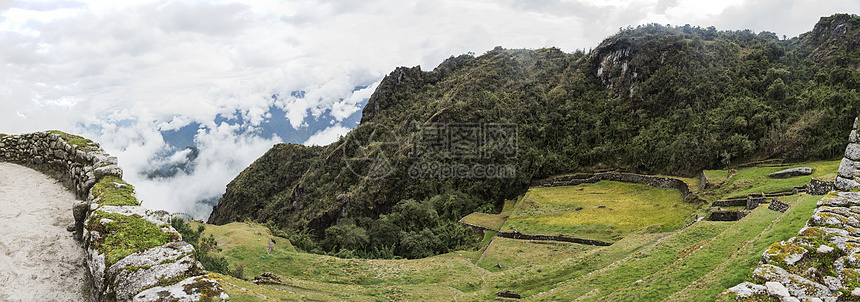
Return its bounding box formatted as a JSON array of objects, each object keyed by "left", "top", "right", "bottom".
[{"left": 208, "top": 14, "right": 860, "bottom": 259}]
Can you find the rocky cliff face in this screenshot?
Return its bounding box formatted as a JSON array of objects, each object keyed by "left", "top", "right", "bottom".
[{"left": 801, "top": 13, "right": 860, "bottom": 68}]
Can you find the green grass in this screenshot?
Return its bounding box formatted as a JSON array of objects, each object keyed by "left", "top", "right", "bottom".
[
  {"left": 476, "top": 237, "right": 596, "bottom": 272},
  {"left": 185, "top": 163, "right": 831, "bottom": 301},
  {"left": 501, "top": 181, "right": 698, "bottom": 242},
  {"left": 91, "top": 175, "right": 139, "bottom": 206},
  {"left": 706, "top": 160, "right": 840, "bottom": 199},
  {"left": 88, "top": 211, "right": 177, "bottom": 266},
  {"left": 459, "top": 213, "right": 506, "bottom": 230}
]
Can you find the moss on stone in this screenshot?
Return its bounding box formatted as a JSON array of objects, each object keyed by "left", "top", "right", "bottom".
[
  {"left": 764, "top": 241, "right": 807, "bottom": 266},
  {"left": 87, "top": 211, "right": 176, "bottom": 267},
  {"left": 91, "top": 176, "right": 139, "bottom": 206}
]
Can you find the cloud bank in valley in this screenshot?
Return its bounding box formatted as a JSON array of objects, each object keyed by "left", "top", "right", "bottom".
[{"left": 1, "top": 0, "right": 858, "bottom": 219}]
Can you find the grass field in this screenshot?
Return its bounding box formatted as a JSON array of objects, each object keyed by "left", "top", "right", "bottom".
[
  {"left": 704, "top": 160, "right": 840, "bottom": 199},
  {"left": 500, "top": 181, "right": 698, "bottom": 242},
  {"left": 189, "top": 160, "right": 832, "bottom": 301},
  {"left": 459, "top": 198, "right": 518, "bottom": 230}
]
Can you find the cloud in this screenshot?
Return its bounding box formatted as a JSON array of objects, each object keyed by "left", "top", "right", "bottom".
[
  {"left": 304, "top": 124, "right": 350, "bottom": 146},
  {"left": 1, "top": 0, "right": 858, "bottom": 218}
]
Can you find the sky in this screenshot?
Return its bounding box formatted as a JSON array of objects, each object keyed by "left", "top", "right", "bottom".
[{"left": 1, "top": 0, "right": 858, "bottom": 219}]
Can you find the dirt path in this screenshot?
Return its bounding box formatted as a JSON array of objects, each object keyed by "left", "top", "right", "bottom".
[{"left": 0, "top": 162, "right": 86, "bottom": 301}]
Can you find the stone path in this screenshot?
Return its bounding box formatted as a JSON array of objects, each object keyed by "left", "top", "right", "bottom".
[{"left": 0, "top": 162, "right": 86, "bottom": 301}]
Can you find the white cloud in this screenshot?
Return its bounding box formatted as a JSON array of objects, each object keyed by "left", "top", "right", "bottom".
[
  {"left": 304, "top": 124, "right": 350, "bottom": 146},
  {"left": 0, "top": 0, "right": 857, "bottom": 218}
]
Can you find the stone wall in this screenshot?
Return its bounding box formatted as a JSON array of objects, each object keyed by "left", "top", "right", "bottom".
[
  {"left": 532, "top": 172, "right": 698, "bottom": 202},
  {"left": 496, "top": 230, "right": 612, "bottom": 246},
  {"left": 721, "top": 117, "right": 860, "bottom": 301},
  {"left": 835, "top": 117, "right": 860, "bottom": 190},
  {"left": 0, "top": 131, "right": 227, "bottom": 302}
]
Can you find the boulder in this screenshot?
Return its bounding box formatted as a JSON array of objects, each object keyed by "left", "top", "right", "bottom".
[{"left": 769, "top": 167, "right": 813, "bottom": 179}]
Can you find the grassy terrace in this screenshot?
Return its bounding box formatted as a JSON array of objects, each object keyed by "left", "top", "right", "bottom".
[
  {"left": 459, "top": 198, "right": 518, "bottom": 230},
  {"left": 185, "top": 161, "right": 830, "bottom": 301},
  {"left": 704, "top": 160, "right": 840, "bottom": 199},
  {"left": 500, "top": 181, "right": 698, "bottom": 242}
]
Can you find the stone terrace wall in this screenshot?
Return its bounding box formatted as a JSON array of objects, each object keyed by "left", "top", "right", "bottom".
[{"left": 0, "top": 131, "right": 227, "bottom": 302}]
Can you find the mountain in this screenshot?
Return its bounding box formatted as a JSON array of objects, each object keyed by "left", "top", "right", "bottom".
[{"left": 208, "top": 14, "right": 860, "bottom": 259}]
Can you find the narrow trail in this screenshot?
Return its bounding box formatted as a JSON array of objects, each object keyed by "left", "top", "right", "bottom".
[{"left": 0, "top": 162, "right": 86, "bottom": 301}]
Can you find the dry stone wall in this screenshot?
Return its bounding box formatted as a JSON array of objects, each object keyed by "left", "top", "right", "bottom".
[
  {"left": 0, "top": 131, "right": 227, "bottom": 302},
  {"left": 836, "top": 117, "right": 860, "bottom": 191},
  {"left": 722, "top": 118, "right": 860, "bottom": 301}
]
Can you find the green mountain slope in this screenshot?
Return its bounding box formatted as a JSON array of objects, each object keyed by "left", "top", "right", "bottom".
[{"left": 208, "top": 14, "right": 860, "bottom": 259}]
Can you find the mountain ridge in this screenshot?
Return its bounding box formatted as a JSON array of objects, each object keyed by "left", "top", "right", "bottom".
[{"left": 208, "top": 14, "right": 860, "bottom": 259}]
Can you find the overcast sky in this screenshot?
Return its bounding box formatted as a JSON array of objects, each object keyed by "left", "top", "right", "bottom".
[{"left": 1, "top": 0, "right": 858, "bottom": 218}]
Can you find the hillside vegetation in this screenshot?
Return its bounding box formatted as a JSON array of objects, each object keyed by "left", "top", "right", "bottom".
[
  {"left": 209, "top": 14, "right": 860, "bottom": 259},
  {"left": 195, "top": 166, "right": 823, "bottom": 300}
]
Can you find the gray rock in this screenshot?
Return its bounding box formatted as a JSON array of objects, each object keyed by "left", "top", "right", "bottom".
[
  {"left": 853, "top": 287, "right": 860, "bottom": 296},
  {"left": 94, "top": 164, "right": 123, "bottom": 180},
  {"left": 753, "top": 264, "right": 833, "bottom": 298},
  {"left": 851, "top": 130, "right": 860, "bottom": 144},
  {"left": 725, "top": 282, "right": 767, "bottom": 298},
  {"left": 838, "top": 158, "right": 858, "bottom": 179},
  {"left": 766, "top": 281, "right": 790, "bottom": 297},
  {"left": 847, "top": 144, "right": 860, "bottom": 161},
  {"left": 817, "top": 245, "right": 835, "bottom": 254},
  {"left": 823, "top": 276, "right": 842, "bottom": 292},
  {"left": 108, "top": 242, "right": 201, "bottom": 301},
  {"left": 134, "top": 275, "right": 229, "bottom": 302},
  {"left": 818, "top": 192, "right": 860, "bottom": 207},
  {"left": 73, "top": 202, "right": 89, "bottom": 241},
  {"left": 763, "top": 241, "right": 807, "bottom": 266},
  {"left": 769, "top": 167, "right": 813, "bottom": 179}
]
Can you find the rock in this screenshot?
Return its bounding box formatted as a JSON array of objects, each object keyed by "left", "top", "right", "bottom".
[
  {"left": 134, "top": 274, "right": 229, "bottom": 302},
  {"left": 848, "top": 144, "right": 860, "bottom": 161},
  {"left": 763, "top": 241, "right": 807, "bottom": 266},
  {"left": 838, "top": 158, "right": 858, "bottom": 179},
  {"left": 66, "top": 223, "right": 75, "bottom": 232},
  {"left": 854, "top": 287, "right": 860, "bottom": 296},
  {"left": 769, "top": 167, "right": 814, "bottom": 178},
  {"left": 782, "top": 297, "right": 800, "bottom": 302},
  {"left": 823, "top": 276, "right": 842, "bottom": 292},
  {"left": 94, "top": 164, "right": 123, "bottom": 180},
  {"left": 496, "top": 290, "right": 521, "bottom": 299},
  {"left": 766, "top": 281, "right": 790, "bottom": 297},
  {"left": 817, "top": 245, "right": 835, "bottom": 253},
  {"left": 73, "top": 202, "right": 89, "bottom": 241},
  {"left": 253, "top": 272, "right": 284, "bottom": 285},
  {"left": 724, "top": 282, "right": 767, "bottom": 298},
  {"left": 113, "top": 182, "right": 127, "bottom": 189},
  {"left": 107, "top": 241, "right": 200, "bottom": 301},
  {"left": 753, "top": 264, "right": 832, "bottom": 297},
  {"left": 851, "top": 130, "right": 860, "bottom": 144}
]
